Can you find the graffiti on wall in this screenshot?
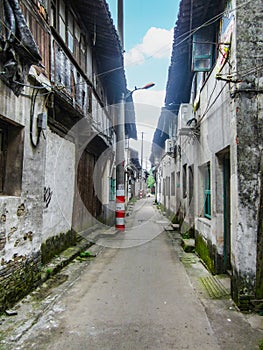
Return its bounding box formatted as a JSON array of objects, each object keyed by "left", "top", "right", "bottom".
[{"left": 44, "top": 187, "right": 53, "bottom": 208}]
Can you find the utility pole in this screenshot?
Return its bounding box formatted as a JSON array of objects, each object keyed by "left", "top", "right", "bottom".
[
  {"left": 139, "top": 131, "right": 144, "bottom": 199},
  {"left": 115, "top": 0, "right": 125, "bottom": 231},
  {"left": 115, "top": 93, "right": 125, "bottom": 231},
  {"left": 117, "top": 0, "right": 124, "bottom": 49},
  {"left": 115, "top": 84, "right": 154, "bottom": 230}
]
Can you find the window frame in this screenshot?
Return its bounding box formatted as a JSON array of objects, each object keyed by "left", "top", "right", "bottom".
[
  {"left": 171, "top": 171, "right": 175, "bottom": 196},
  {"left": 183, "top": 163, "right": 187, "bottom": 198},
  {"left": 204, "top": 162, "right": 211, "bottom": 219},
  {"left": 0, "top": 124, "right": 7, "bottom": 193},
  {"left": 109, "top": 177, "right": 116, "bottom": 201},
  {"left": 52, "top": 0, "right": 86, "bottom": 68},
  {"left": 192, "top": 27, "right": 214, "bottom": 72}
]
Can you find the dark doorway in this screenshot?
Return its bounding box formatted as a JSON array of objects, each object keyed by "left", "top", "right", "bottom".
[
  {"left": 223, "top": 154, "right": 231, "bottom": 270},
  {"left": 188, "top": 165, "right": 194, "bottom": 223}
]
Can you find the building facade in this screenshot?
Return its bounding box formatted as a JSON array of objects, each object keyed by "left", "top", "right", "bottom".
[
  {"left": 151, "top": 0, "right": 263, "bottom": 309},
  {"left": 0, "top": 0, "right": 127, "bottom": 311}
]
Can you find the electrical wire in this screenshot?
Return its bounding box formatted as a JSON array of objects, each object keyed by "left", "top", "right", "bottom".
[
  {"left": 29, "top": 88, "right": 41, "bottom": 148},
  {"left": 198, "top": 81, "right": 228, "bottom": 124},
  {"left": 202, "top": 80, "right": 218, "bottom": 118},
  {"left": 95, "top": 0, "right": 253, "bottom": 80},
  {"left": 0, "top": 0, "right": 255, "bottom": 91},
  {"left": 13, "top": 80, "right": 50, "bottom": 90},
  {"left": 220, "top": 64, "right": 263, "bottom": 81}
]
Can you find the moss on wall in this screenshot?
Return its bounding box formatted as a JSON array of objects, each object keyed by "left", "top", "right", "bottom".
[
  {"left": 0, "top": 230, "right": 79, "bottom": 313},
  {"left": 195, "top": 233, "right": 215, "bottom": 274},
  {"left": 231, "top": 267, "right": 256, "bottom": 311},
  {"left": 41, "top": 230, "right": 77, "bottom": 265},
  {"left": 0, "top": 253, "right": 41, "bottom": 312},
  {"left": 256, "top": 173, "right": 263, "bottom": 299}
]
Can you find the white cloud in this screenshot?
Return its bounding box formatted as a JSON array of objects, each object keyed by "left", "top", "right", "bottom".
[
  {"left": 133, "top": 89, "right": 165, "bottom": 108},
  {"left": 126, "top": 90, "right": 166, "bottom": 166},
  {"left": 124, "top": 27, "right": 173, "bottom": 67},
  {"left": 133, "top": 90, "right": 165, "bottom": 135}
]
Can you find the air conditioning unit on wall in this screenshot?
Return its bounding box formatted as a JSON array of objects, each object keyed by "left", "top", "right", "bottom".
[
  {"left": 178, "top": 103, "right": 194, "bottom": 130},
  {"left": 165, "top": 138, "right": 175, "bottom": 154}
]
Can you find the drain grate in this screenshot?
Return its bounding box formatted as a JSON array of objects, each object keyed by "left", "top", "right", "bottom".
[{"left": 199, "top": 276, "right": 229, "bottom": 299}]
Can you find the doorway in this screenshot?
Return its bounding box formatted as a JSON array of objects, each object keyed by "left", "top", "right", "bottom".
[
  {"left": 217, "top": 148, "right": 231, "bottom": 271},
  {"left": 223, "top": 154, "right": 231, "bottom": 270}
]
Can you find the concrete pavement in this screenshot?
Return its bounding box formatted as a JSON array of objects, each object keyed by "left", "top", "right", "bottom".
[{"left": 0, "top": 197, "right": 262, "bottom": 350}]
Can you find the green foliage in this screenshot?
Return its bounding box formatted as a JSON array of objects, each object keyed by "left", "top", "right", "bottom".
[
  {"left": 79, "top": 251, "right": 92, "bottom": 258},
  {"left": 129, "top": 197, "right": 137, "bottom": 204},
  {"left": 46, "top": 268, "right": 52, "bottom": 275},
  {"left": 258, "top": 339, "right": 263, "bottom": 350},
  {"left": 195, "top": 234, "right": 215, "bottom": 274},
  {"left": 147, "top": 174, "right": 155, "bottom": 188},
  {"left": 181, "top": 232, "right": 191, "bottom": 239},
  {"left": 41, "top": 230, "right": 77, "bottom": 265}
]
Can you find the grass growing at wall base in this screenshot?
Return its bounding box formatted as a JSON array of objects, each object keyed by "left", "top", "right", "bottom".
[
  {"left": 195, "top": 233, "right": 215, "bottom": 274},
  {"left": 41, "top": 230, "right": 77, "bottom": 265}
]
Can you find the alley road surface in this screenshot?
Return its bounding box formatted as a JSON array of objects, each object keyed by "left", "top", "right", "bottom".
[{"left": 9, "top": 197, "right": 262, "bottom": 349}]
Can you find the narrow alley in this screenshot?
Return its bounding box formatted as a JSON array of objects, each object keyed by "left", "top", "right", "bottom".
[{"left": 1, "top": 198, "right": 262, "bottom": 350}]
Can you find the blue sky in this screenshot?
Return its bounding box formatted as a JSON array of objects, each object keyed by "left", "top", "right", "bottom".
[
  {"left": 106, "top": 0, "right": 180, "bottom": 165},
  {"left": 107, "top": 0, "right": 180, "bottom": 93}
]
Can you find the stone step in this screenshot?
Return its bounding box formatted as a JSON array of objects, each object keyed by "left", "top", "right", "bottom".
[
  {"left": 171, "top": 224, "right": 180, "bottom": 230},
  {"left": 181, "top": 238, "right": 195, "bottom": 253}
]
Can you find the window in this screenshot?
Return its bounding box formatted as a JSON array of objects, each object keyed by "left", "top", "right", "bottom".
[
  {"left": 166, "top": 176, "right": 170, "bottom": 197},
  {"left": 51, "top": 1, "right": 57, "bottom": 27},
  {"left": 59, "top": 0, "right": 66, "bottom": 41},
  {"left": 188, "top": 165, "right": 194, "bottom": 206},
  {"left": 204, "top": 163, "right": 211, "bottom": 219},
  {"left": 183, "top": 164, "right": 187, "bottom": 198},
  {"left": 0, "top": 119, "right": 23, "bottom": 196},
  {"left": 67, "top": 11, "right": 74, "bottom": 52},
  {"left": 54, "top": 2, "right": 86, "bottom": 68},
  {"left": 171, "top": 171, "right": 175, "bottom": 196},
  {"left": 79, "top": 34, "right": 86, "bottom": 70},
  {"left": 109, "top": 178, "right": 116, "bottom": 201},
  {"left": 192, "top": 27, "right": 214, "bottom": 72}
]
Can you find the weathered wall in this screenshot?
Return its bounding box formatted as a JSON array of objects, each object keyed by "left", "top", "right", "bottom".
[
  {"left": 41, "top": 127, "right": 76, "bottom": 263},
  {"left": 158, "top": 154, "right": 177, "bottom": 216},
  {"left": 231, "top": 0, "right": 263, "bottom": 307},
  {"left": 193, "top": 69, "right": 235, "bottom": 271},
  {"left": 42, "top": 128, "right": 75, "bottom": 239},
  {"left": 0, "top": 82, "right": 45, "bottom": 311}
]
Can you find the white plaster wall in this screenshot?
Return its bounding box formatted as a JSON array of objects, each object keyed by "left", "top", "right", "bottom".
[
  {"left": 101, "top": 158, "right": 110, "bottom": 206},
  {"left": 0, "top": 196, "right": 32, "bottom": 261},
  {"left": 0, "top": 82, "right": 47, "bottom": 261},
  {"left": 235, "top": 205, "right": 258, "bottom": 277},
  {"left": 42, "top": 128, "right": 75, "bottom": 240},
  {"left": 158, "top": 154, "right": 177, "bottom": 213}
]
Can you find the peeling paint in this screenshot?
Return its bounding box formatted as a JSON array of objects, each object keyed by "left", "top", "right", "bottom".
[
  {"left": 8, "top": 227, "right": 17, "bottom": 241},
  {"left": 1, "top": 214, "right": 6, "bottom": 222},
  {"left": 17, "top": 204, "right": 26, "bottom": 217},
  {"left": 0, "top": 230, "right": 6, "bottom": 250}
]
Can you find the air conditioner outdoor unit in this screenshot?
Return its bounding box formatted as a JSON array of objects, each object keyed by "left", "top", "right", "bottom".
[
  {"left": 165, "top": 139, "right": 175, "bottom": 154},
  {"left": 178, "top": 103, "right": 194, "bottom": 130}
]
